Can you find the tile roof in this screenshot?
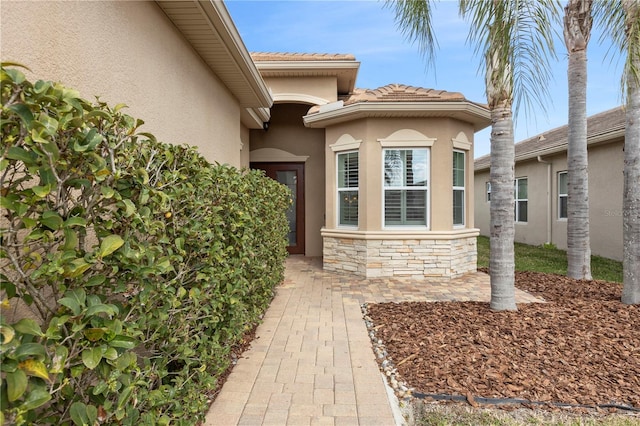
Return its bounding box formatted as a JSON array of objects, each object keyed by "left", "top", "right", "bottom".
[
  {"left": 251, "top": 52, "right": 356, "bottom": 61},
  {"left": 474, "top": 106, "right": 625, "bottom": 171},
  {"left": 304, "top": 83, "right": 491, "bottom": 130},
  {"left": 341, "top": 84, "right": 466, "bottom": 104}
]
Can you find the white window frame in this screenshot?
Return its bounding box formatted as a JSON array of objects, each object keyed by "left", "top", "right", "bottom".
[
  {"left": 514, "top": 177, "right": 528, "bottom": 223},
  {"left": 453, "top": 150, "right": 465, "bottom": 227},
  {"left": 382, "top": 148, "right": 430, "bottom": 228},
  {"left": 558, "top": 171, "right": 568, "bottom": 220},
  {"left": 336, "top": 150, "right": 359, "bottom": 228},
  {"left": 486, "top": 181, "right": 491, "bottom": 202}
]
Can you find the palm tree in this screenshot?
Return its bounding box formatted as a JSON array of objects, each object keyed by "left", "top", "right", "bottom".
[
  {"left": 386, "top": 0, "right": 557, "bottom": 311},
  {"left": 564, "top": 0, "right": 593, "bottom": 280},
  {"left": 383, "top": 0, "right": 437, "bottom": 70},
  {"left": 621, "top": 0, "right": 640, "bottom": 305},
  {"left": 460, "top": 0, "right": 558, "bottom": 311},
  {"left": 605, "top": 0, "right": 640, "bottom": 304}
]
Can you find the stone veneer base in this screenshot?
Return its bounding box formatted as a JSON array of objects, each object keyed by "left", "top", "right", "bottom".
[{"left": 322, "top": 233, "right": 478, "bottom": 278}]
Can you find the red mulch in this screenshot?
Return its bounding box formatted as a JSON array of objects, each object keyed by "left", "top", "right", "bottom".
[{"left": 366, "top": 271, "right": 640, "bottom": 409}]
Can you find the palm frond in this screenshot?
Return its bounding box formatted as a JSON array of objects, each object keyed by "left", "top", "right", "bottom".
[
  {"left": 594, "top": 0, "right": 626, "bottom": 100},
  {"left": 623, "top": 0, "right": 640, "bottom": 99},
  {"left": 628, "top": 2, "right": 640, "bottom": 92},
  {"left": 595, "top": 0, "right": 640, "bottom": 102},
  {"left": 459, "top": 0, "right": 561, "bottom": 119},
  {"left": 383, "top": 0, "right": 439, "bottom": 68}
]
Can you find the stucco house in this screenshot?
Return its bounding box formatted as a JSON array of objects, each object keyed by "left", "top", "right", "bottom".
[
  {"left": 474, "top": 106, "right": 625, "bottom": 261},
  {"left": 2, "top": 0, "right": 491, "bottom": 278}
]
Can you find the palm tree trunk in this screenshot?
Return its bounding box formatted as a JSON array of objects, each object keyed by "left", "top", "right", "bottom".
[
  {"left": 564, "top": 0, "right": 593, "bottom": 280},
  {"left": 622, "top": 0, "right": 640, "bottom": 304},
  {"left": 489, "top": 100, "right": 517, "bottom": 311}
]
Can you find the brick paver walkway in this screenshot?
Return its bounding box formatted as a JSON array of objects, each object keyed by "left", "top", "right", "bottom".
[{"left": 204, "top": 256, "right": 542, "bottom": 425}]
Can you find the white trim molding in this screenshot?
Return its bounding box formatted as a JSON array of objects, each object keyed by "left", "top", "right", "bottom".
[
  {"left": 321, "top": 228, "right": 480, "bottom": 240},
  {"left": 452, "top": 131, "right": 472, "bottom": 151},
  {"left": 272, "top": 93, "right": 331, "bottom": 106},
  {"left": 330, "top": 133, "right": 363, "bottom": 152}
]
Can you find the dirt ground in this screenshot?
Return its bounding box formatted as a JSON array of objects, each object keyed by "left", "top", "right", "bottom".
[{"left": 366, "top": 271, "right": 640, "bottom": 414}]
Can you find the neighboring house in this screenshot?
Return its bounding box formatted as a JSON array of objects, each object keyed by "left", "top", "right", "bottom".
[
  {"left": 2, "top": 0, "right": 491, "bottom": 278},
  {"left": 474, "top": 107, "right": 625, "bottom": 261}
]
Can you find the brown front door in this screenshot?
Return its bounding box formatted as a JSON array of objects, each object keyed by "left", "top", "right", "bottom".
[{"left": 251, "top": 162, "right": 305, "bottom": 254}]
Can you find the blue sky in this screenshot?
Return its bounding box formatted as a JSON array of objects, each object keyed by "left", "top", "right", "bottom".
[{"left": 225, "top": 0, "right": 623, "bottom": 158}]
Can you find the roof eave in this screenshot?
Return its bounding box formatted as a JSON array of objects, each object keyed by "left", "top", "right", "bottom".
[
  {"left": 156, "top": 0, "right": 273, "bottom": 108},
  {"left": 255, "top": 60, "right": 360, "bottom": 95},
  {"left": 255, "top": 60, "right": 360, "bottom": 71},
  {"left": 241, "top": 107, "right": 271, "bottom": 129},
  {"left": 474, "top": 126, "right": 626, "bottom": 172},
  {"left": 303, "top": 101, "right": 491, "bottom": 129}
]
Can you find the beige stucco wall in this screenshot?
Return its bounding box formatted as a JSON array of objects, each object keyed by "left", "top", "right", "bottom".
[
  {"left": 474, "top": 169, "right": 491, "bottom": 237},
  {"left": 513, "top": 158, "right": 550, "bottom": 245},
  {"left": 548, "top": 141, "right": 624, "bottom": 260},
  {"left": 324, "top": 117, "right": 477, "bottom": 232},
  {"left": 249, "top": 103, "right": 326, "bottom": 257},
  {"left": 475, "top": 158, "right": 552, "bottom": 246},
  {"left": 548, "top": 154, "right": 569, "bottom": 251},
  {"left": 586, "top": 141, "right": 624, "bottom": 260},
  {"left": 240, "top": 125, "right": 251, "bottom": 168},
  {"left": 1, "top": 0, "right": 243, "bottom": 166},
  {"left": 474, "top": 139, "right": 624, "bottom": 260}
]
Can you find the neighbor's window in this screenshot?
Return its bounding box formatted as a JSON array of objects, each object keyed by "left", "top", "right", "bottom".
[
  {"left": 486, "top": 181, "right": 491, "bottom": 202},
  {"left": 558, "top": 171, "right": 568, "bottom": 219},
  {"left": 383, "top": 148, "right": 429, "bottom": 226},
  {"left": 515, "top": 177, "right": 528, "bottom": 222},
  {"left": 453, "top": 150, "right": 465, "bottom": 226},
  {"left": 337, "top": 151, "right": 359, "bottom": 226}
]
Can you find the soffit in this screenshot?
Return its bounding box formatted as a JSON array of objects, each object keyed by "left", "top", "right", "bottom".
[
  {"left": 156, "top": 0, "right": 272, "bottom": 109},
  {"left": 252, "top": 53, "right": 360, "bottom": 95},
  {"left": 474, "top": 106, "right": 625, "bottom": 171}
]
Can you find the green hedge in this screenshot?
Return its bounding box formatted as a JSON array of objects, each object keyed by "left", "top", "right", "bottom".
[{"left": 0, "top": 64, "right": 290, "bottom": 425}]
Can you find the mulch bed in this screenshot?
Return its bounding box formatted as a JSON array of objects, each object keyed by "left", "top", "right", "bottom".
[{"left": 366, "top": 271, "right": 640, "bottom": 410}]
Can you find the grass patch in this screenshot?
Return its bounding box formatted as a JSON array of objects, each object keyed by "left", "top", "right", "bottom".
[
  {"left": 476, "top": 236, "right": 623, "bottom": 283},
  {"left": 409, "top": 402, "right": 639, "bottom": 426}
]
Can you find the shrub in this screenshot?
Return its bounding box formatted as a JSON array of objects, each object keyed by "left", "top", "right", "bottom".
[{"left": 1, "top": 64, "right": 289, "bottom": 425}]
